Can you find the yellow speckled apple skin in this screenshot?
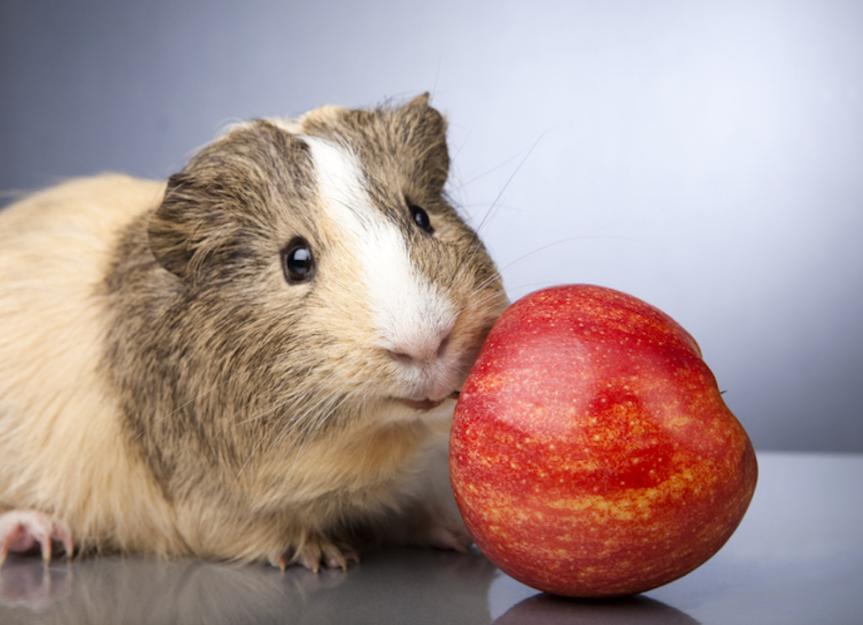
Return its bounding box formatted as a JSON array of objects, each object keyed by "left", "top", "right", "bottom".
[{"left": 450, "top": 284, "right": 757, "bottom": 597}]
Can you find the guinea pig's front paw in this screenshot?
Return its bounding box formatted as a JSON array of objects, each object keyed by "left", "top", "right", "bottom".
[
  {"left": 0, "top": 510, "right": 74, "bottom": 567},
  {"left": 269, "top": 536, "right": 360, "bottom": 574}
]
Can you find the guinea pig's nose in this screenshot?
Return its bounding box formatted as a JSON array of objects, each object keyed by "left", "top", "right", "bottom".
[{"left": 387, "top": 329, "right": 452, "bottom": 366}]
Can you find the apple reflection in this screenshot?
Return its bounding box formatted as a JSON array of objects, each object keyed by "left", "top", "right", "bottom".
[{"left": 493, "top": 593, "right": 700, "bottom": 625}]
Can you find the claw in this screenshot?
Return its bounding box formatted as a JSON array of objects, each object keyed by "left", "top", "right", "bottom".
[
  {"left": 268, "top": 551, "right": 288, "bottom": 573},
  {"left": 321, "top": 542, "right": 359, "bottom": 572},
  {"left": 0, "top": 510, "right": 74, "bottom": 568},
  {"left": 55, "top": 521, "right": 74, "bottom": 560},
  {"left": 297, "top": 542, "right": 322, "bottom": 573},
  {"left": 322, "top": 544, "right": 345, "bottom": 571},
  {"left": 40, "top": 534, "right": 52, "bottom": 564},
  {"left": 269, "top": 538, "right": 359, "bottom": 573}
]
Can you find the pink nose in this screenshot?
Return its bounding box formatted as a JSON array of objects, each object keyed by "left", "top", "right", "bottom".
[{"left": 387, "top": 330, "right": 452, "bottom": 365}]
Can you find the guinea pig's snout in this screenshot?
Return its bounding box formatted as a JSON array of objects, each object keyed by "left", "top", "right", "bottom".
[{"left": 385, "top": 327, "right": 452, "bottom": 366}]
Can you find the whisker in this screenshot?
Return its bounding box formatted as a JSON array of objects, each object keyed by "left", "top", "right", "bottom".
[
  {"left": 452, "top": 128, "right": 472, "bottom": 159},
  {"left": 507, "top": 280, "right": 561, "bottom": 292},
  {"left": 456, "top": 150, "right": 531, "bottom": 189},
  {"left": 431, "top": 56, "right": 442, "bottom": 96},
  {"left": 476, "top": 131, "right": 546, "bottom": 233},
  {"left": 497, "top": 235, "right": 629, "bottom": 275},
  {"left": 456, "top": 234, "right": 634, "bottom": 306}
]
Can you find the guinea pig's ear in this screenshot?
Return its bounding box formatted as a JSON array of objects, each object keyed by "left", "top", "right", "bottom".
[
  {"left": 147, "top": 170, "right": 234, "bottom": 280},
  {"left": 396, "top": 92, "right": 450, "bottom": 192},
  {"left": 148, "top": 121, "right": 307, "bottom": 280}
]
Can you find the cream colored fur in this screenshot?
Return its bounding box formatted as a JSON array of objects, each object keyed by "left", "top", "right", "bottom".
[{"left": 0, "top": 175, "right": 186, "bottom": 554}]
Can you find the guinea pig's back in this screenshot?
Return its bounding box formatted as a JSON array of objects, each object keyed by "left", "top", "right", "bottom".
[
  {"left": 0, "top": 174, "right": 177, "bottom": 552},
  {"left": 0, "top": 174, "right": 160, "bottom": 413},
  {"left": 0, "top": 174, "right": 162, "bottom": 376}
]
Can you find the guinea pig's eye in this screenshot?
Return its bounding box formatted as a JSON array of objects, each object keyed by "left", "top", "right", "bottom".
[
  {"left": 281, "top": 237, "right": 315, "bottom": 284},
  {"left": 409, "top": 203, "right": 434, "bottom": 235}
]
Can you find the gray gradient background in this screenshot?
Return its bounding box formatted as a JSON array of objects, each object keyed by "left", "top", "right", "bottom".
[{"left": 1, "top": 1, "right": 861, "bottom": 451}]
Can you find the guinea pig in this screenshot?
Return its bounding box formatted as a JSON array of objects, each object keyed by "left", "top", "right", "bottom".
[{"left": 0, "top": 93, "right": 508, "bottom": 571}]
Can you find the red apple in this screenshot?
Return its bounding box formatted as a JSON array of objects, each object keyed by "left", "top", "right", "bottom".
[{"left": 450, "top": 284, "right": 757, "bottom": 597}]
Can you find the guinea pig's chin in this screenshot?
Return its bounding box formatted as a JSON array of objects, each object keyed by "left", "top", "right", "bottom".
[{"left": 377, "top": 394, "right": 457, "bottom": 424}]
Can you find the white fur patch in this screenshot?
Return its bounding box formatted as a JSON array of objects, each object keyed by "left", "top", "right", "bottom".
[{"left": 302, "top": 136, "right": 456, "bottom": 362}]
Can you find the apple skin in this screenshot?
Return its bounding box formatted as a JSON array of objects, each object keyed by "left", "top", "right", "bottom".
[{"left": 450, "top": 284, "right": 757, "bottom": 597}]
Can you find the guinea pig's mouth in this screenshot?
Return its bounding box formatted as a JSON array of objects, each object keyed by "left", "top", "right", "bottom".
[{"left": 391, "top": 391, "right": 460, "bottom": 412}]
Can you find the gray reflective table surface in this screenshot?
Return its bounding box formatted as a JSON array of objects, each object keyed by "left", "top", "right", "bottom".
[{"left": 1, "top": 452, "right": 860, "bottom": 625}]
